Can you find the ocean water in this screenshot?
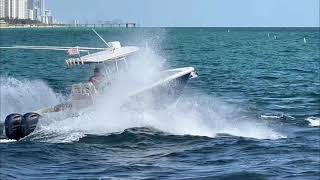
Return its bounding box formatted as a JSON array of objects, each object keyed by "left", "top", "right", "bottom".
[{"left": 0, "top": 27, "right": 319, "bottom": 179}]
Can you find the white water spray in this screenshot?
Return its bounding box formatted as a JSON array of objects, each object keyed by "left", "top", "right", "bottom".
[
  {"left": 306, "top": 117, "right": 320, "bottom": 127},
  {"left": 0, "top": 77, "right": 65, "bottom": 121}
]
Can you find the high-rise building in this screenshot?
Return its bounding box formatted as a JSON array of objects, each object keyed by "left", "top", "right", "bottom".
[
  {"left": 33, "top": 0, "right": 44, "bottom": 15},
  {"left": 10, "top": 0, "right": 16, "bottom": 18},
  {"left": 33, "top": 1, "right": 40, "bottom": 21},
  {"left": 39, "top": 0, "right": 44, "bottom": 15},
  {"left": 17, "top": 0, "right": 28, "bottom": 19},
  {"left": 33, "top": 7, "right": 39, "bottom": 20},
  {"left": 0, "top": 0, "right": 5, "bottom": 18},
  {"left": 2, "top": 0, "right": 27, "bottom": 19},
  {"left": 1, "top": 0, "right": 55, "bottom": 23},
  {"left": 4, "top": 0, "right": 11, "bottom": 18},
  {"left": 27, "top": 8, "right": 33, "bottom": 20},
  {"left": 42, "top": 9, "right": 53, "bottom": 24},
  {"left": 32, "top": 0, "right": 46, "bottom": 22}
]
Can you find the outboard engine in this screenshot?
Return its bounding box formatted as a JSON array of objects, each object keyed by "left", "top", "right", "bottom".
[
  {"left": 5, "top": 114, "right": 23, "bottom": 141},
  {"left": 4, "top": 112, "right": 40, "bottom": 141},
  {"left": 21, "top": 113, "right": 40, "bottom": 138}
]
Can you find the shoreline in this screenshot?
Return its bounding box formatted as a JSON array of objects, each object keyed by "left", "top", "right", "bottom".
[
  {"left": 0, "top": 25, "right": 65, "bottom": 29},
  {"left": 0, "top": 25, "right": 318, "bottom": 29},
  {"left": 0, "top": 22, "right": 137, "bottom": 29}
]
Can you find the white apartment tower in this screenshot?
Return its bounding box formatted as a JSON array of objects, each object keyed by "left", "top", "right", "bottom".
[
  {"left": 0, "top": 0, "right": 5, "bottom": 18},
  {"left": 31, "top": 0, "right": 45, "bottom": 22},
  {"left": 16, "top": 0, "right": 28, "bottom": 19},
  {"left": 0, "top": 0, "right": 52, "bottom": 23},
  {"left": 0, "top": 0, "right": 28, "bottom": 19}
]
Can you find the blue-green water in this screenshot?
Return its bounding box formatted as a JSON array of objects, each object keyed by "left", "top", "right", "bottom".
[{"left": 0, "top": 28, "right": 319, "bottom": 179}]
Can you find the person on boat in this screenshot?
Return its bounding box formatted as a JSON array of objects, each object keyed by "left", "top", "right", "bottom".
[{"left": 89, "top": 67, "right": 105, "bottom": 90}]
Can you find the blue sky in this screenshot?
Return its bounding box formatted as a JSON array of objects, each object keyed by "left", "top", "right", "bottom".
[{"left": 47, "top": 0, "right": 319, "bottom": 27}]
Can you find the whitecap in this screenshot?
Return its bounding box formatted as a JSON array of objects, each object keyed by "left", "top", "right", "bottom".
[
  {"left": 305, "top": 117, "right": 320, "bottom": 127},
  {"left": 0, "top": 139, "right": 16, "bottom": 143}
]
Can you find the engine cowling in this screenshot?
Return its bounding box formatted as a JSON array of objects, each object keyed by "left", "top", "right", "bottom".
[
  {"left": 5, "top": 114, "right": 23, "bottom": 141},
  {"left": 4, "top": 112, "right": 40, "bottom": 141},
  {"left": 21, "top": 113, "right": 40, "bottom": 138}
]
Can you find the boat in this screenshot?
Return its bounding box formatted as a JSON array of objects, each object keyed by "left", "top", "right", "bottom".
[{"left": 0, "top": 29, "right": 198, "bottom": 141}]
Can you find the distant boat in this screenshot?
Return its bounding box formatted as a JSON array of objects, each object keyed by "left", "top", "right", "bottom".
[
  {"left": 303, "top": 37, "right": 307, "bottom": 43},
  {"left": 274, "top": 35, "right": 277, "bottom": 39},
  {"left": 227, "top": 29, "right": 230, "bottom": 32}
]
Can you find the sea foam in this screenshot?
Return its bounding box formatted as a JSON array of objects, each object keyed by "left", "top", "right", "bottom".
[{"left": 305, "top": 117, "right": 320, "bottom": 127}]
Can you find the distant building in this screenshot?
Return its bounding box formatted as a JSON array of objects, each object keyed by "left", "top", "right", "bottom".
[
  {"left": 34, "top": 0, "right": 54, "bottom": 24},
  {"left": 17, "top": 0, "right": 28, "bottom": 19},
  {"left": 33, "top": 7, "right": 40, "bottom": 21},
  {"left": 11, "top": 0, "right": 28, "bottom": 19},
  {"left": 3, "top": 0, "right": 10, "bottom": 18},
  {"left": 27, "top": 8, "right": 33, "bottom": 20},
  {"left": 29, "top": 0, "right": 42, "bottom": 21},
  {"left": 0, "top": 0, "right": 56, "bottom": 24},
  {"left": 34, "top": 0, "right": 45, "bottom": 20},
  {"left": 42, "top": 9, "right": 51, "bottom": 24},
  {"left": 0, "top": 0, "right": 5, "bottom": 18},
  {"left": 0, "top": 0, "right": 28, "bottom": 19},
  {"left": 73, "top": 20, "right": 80, "bottom": 26},
  {"left": 47, "top": 15, "right": 52, "bottom": 24}
]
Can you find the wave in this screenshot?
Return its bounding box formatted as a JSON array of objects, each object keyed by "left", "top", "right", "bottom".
[
  {"left": 261, "top": 114, "right": 295, "bottom": 121},
  {"left": 305, "top": 117, "right": 320, "bottom": 127}
]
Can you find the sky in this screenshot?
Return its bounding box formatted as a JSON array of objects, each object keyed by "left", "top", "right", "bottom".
[{"left": 47, "top": 0, "right": 319, "bottom": 27}]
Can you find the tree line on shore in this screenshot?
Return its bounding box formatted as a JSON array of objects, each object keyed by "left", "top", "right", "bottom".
[{"left": 0, "top": 17, "right": 42, "bottom": 25}]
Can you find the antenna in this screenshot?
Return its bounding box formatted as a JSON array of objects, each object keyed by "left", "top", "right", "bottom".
[{"left": 92, "top": 29, "right": 111, "bottom": 48}]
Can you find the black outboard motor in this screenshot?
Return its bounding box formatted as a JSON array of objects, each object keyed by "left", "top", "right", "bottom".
[
  {"left": 21, "top": 113, "right": 40, "bottom": 138},
  {"left": 5, "top": 114, "right": 23, "bottom": 141},
  {"left": 5, "top": 112, "right": 40, "bottom": 141}
]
